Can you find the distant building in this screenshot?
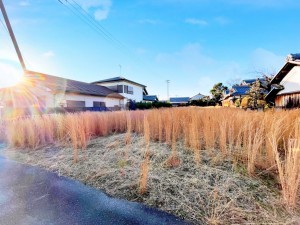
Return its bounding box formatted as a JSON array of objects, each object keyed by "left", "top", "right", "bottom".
[
  {"left": 222, "top": 78, "right": 268, "bottom": 107},
  {"left": 169, "top": 97, "right": 190, "bottom": 106},
  {"left": 143, "top": 95, "right": 158, "bottom": 102},
  {"left": 190, "top": 93, "right": 206, "bottom": 101},
  {"left": 266, "top": 53, "right": 300, "bottom": 108}
]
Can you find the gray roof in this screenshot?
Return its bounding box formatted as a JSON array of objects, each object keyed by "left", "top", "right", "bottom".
[
  {"left": 190, "top": 93, "right": 205, "bottom": 101},
  {"left": 143, "top": 95, "right": 158, "bottom": 101},
  {"left": 170, "top": 97, "right": 190, "bottom": 103},
  {"left": 25, "top": 70, "right": 124, "bottom": 99},
  {"left": 92, "top": 76, "right": 146, "bottom": 88}
]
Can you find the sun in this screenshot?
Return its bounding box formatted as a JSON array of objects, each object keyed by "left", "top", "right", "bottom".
[{"left": 0, "top": 72, "right": 23, "bottom": 88}]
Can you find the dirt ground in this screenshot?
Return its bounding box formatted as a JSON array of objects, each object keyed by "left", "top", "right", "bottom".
[{"left": 2, "top": 133, "right": 299, "bottom": 224}]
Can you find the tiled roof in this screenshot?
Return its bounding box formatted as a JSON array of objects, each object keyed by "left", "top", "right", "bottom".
[
  {"left": 143, "top": 95, "right": 158, "bottom": 101},
  {"left": 287, "top": 53, "right": 300, "bottom": 61},
  {"left": 169, "top": 97, "right": 190, "bottom": 103},
  {"left": 242, "top": 78, "right": 265, "bottom": 85},
  {"left": 232, "top": 85, "right": 250, "bottom": 96},
  {"left": 25, "top": 71, "right": 124, "bottom": 99},
  {"left": 92, "top": 76, "right": 146, "bottom": 87}
]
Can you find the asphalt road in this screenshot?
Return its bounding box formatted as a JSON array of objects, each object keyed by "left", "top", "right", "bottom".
[{"left": 0, "top": 156, "right": 190, "bottom": 225}]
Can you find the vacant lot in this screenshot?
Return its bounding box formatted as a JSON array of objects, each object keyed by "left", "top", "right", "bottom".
[{"left": 1, "top": 108, "right": 300, "bottom": 224}]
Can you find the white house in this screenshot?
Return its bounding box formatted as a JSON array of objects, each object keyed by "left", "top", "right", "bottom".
[
  {"left": 0, "top": 70, "right": 125, "bottom": 116},
  {"left": 266, "top": 53, "right": 300, "bottom": 108},
  {"left": 91, "top": 77, "right": 147, "bottom": 105}
]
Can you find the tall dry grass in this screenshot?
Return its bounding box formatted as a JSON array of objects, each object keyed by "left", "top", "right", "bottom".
[
  {"left": 139, "top": 116, "right": 151, "bottom": 195},
  {"left": 3, "top": 107, "right": 300, "bottom": 208}
]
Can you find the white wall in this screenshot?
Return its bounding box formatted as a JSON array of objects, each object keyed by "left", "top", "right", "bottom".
[
  {"left": 54, "top": 93, "right": 122, "bottom": 108},
  {"left": 279, "top": 66, "right": 300, "bottom": 94},
  {"left": 95, "top": 81, "right": 144, "bottom": 102}
]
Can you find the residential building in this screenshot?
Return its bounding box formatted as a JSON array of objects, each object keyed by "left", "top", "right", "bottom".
[
  {"left": 0, "top": 70, "right": 124, "bottom": 116},
  {"left": 169, "top": 97, "right": 190, "bottom": 106},
  {"left": 222, "top": 78, "right": 268, "bottom": 107},
  {"left": 222, "top": 85, "right": 250, "bottom": 107},
  {"left": 92, "top": 77, "right": 147, "bottom": 106},
  {"left": 143, "top": 95, "right": 158, "bottom": 102},
  {"left": 190, "top": 93, "right": 206, "bottom": 101},
  {"left": 266, "top": 53, "right": 300, "bottom": 108}
]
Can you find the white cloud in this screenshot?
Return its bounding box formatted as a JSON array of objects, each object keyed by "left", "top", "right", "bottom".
[
  {"left": 154, "top": 43, "right": 251, "bottom": 95},
  {"left": 185, "top": 18, "right": 208, "bottom": 26},
  {"left": 156, "top": 43, "right": 213, "bottom": 67},
  {"left": 42, "top": 51, "right": 55, "bottom": 58},
  {"left": 226, "top": 0, "right": 300, "bottom": 7},
  {"left": 214, "top": 16, "right": 230, "bottom": 25},
  {"left": 155, "top": 43, "right": 216, "bottom": 96},
  {"left": 136, "top": 47, "right": 147, "bottom": 55},
  {"left": 138, "top": 19, "right": 160, "bottom": 25},
  {"left": 249, "top": 48, "right": 285, "bottom": 74},
  {"left": 147, "top": 0, "right": 300, "bottom": 8},
  {"left": 76, "top": 0, "right": 112, "bottom": 21},
  {"left": 19, "top": 1, "right": 30, "bottom": 6}
]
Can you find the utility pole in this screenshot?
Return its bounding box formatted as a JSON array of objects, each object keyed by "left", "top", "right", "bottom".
[
  {"left": 166, "top": 80, "right": 170, "bottom": 100},
  {"left": 0, "top": 0, "right": 26, "bottom": 72}
]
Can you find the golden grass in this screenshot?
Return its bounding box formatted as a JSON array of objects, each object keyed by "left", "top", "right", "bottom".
[
  {"left": 3, "top": 107, "right": 300, "bottom": 208},
  {"left": 139, "top": 116, "right": 151, "bottom": 194}
]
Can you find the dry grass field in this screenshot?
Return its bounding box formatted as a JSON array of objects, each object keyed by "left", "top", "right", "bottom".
[{"left": 1, "top": 107, "right": 300, "bottom": 224}]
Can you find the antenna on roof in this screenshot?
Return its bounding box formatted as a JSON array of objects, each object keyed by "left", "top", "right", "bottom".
[
  {"left": 0, "top": 0, "right": 26, "bottom": 72},
  {"left": 118, "top": 64, "right": 122, "bottom": 76}
]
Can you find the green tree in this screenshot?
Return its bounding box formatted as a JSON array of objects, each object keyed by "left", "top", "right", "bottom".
[
  {"left": 247, "top": 75, "right": 273, "bottom": 109},
  {"left": 210, "top": 83, "right": 228, "bottom": 105}
]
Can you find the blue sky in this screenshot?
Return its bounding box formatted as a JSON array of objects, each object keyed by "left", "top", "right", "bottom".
[{"left": 1, "top": 0, "right": 300, "bottom": 99}]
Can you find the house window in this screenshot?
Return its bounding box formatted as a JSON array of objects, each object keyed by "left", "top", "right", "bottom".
[
  {"left": 117, "top": 85, "right": 123, "bottom": 93},
  {"left": 124, "top": 85, "right": 128, "bottom": 93},
  {"left": 128, "top": 86, "right": 133, "bottom": 94},
  {"left": 66, "top": 100, "right": 85, "bottom": 107},
  {"left": 93, "top": 101, "right": 106, "bottom": 107},
  {"left": 124, "top": 85, "right": 133, "bottom": 94}
]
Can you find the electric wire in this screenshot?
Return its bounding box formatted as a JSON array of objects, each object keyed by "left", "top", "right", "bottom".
[
  {"left": 69, "top": 0, "right": 125, "bottom": 49},
  {"left": 55, "top": 0, "right": 161, "bottom": 84},
  {"left": 57, "top": 0, "right": 126, "bottom": 53},
  {"left": 0, "top": 16, "right": 32, "bottom": 70}
]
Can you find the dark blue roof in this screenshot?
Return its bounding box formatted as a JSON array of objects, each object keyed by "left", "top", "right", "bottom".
[
  {"left": 287, "top": 53, "right": 300, "bottom": 61},
  {"left": 242, "top": 78, "right": 264, "bottom": 85},
  {"left": 169, "top": 97, "right": 190, "bottom": 103},
  {"left": 232, "top": 85, "right": 250, "bottom": 96},
  {"left": 143, "top": 95, "right": 158, "bottom": 101}
]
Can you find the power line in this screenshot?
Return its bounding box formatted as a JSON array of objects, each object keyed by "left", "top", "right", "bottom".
[
  {"left": 57, "top": 0, "right": 126, "bottom": 53},
  {"left": 69, "top": 0, "right": 125, "bottom": 49},
  {"left": 56, "top": 0, "right": 162, "bottom": 83},
  {"left": 0, "top": 15, "right": 32, "bottom": 69},
  {"left": 0, "top": 17, "right": 7, "bottom": 32}
]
